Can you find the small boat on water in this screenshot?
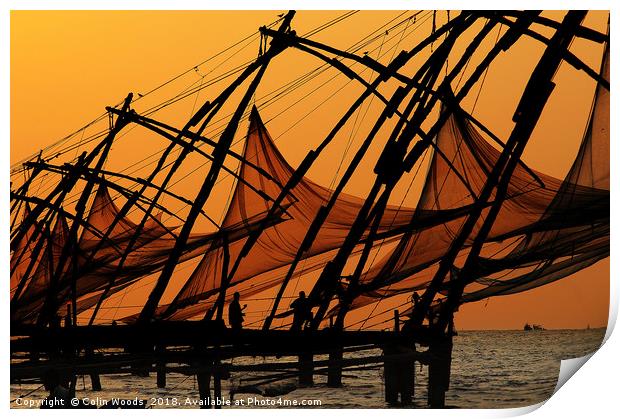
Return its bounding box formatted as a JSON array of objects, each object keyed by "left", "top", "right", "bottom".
[{"left": 523, "top": 323, "right": 545, "bottom": 331}]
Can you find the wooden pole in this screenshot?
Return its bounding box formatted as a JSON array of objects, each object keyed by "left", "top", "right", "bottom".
[
  {"left": 90, "top": 372, "right": 102, "bottom": 392},
  {"left": 384, "top": 343, "right": 416, "bottom": 406},
  {"left": 298, "top": 352, "right": 314, "bottom": 387},
  {"left": 197, "top": 371, "right": 212, "bottom": 409},
  {"left": 310, "top": 15, "right": 485, "bottom": 330},
  {"left": 435, "top": 10, "right": 588, "bottom": 331},
  {"left": 427, "top": 335, "right": 452, "bottom": 408},
  {"left": 87, "top": 13, "right": 294, "bottom": 325},
  {"left": 327, "top": 346, "right": 343, "bottom": 387},
  {"left": 261, "top": 16, "right": 472, "bottom": 331},
  {"left": 156, "top": 345, "right": 166, "bottom": 389},
  {"left": 139, "top": 11, "right": 296, "bottom": 323},
  {"left": 400, "top": 356, "right": 415, "bottom": 406},
  {"left": 408, "top": 12, "right": 540, "bottom": 327},
  {"left": 383, "top": 344, "right": 398, "bottom": 405},
  {"left": 37, "top": 93, "right": 134, "bottom": 328},
  {"left": 213, "top": 361, "right": 222, "bottom": 409},
  {"left": 85, "top": 348, "right": 102, "bottom": 391},
  {"left": 393, "top": 310, "right": 400, "bottom": 332}
]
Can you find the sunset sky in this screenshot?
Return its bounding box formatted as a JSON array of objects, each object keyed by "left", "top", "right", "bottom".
[{"left": 10, "top": 10, "right": 610, "bottom": 330}]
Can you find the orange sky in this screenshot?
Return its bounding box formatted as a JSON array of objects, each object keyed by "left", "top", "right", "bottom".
[{"left": 10, "top": 10, "right": 610, "bottom": 329}]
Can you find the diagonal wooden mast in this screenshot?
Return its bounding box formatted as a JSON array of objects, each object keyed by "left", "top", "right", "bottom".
[
  {"left": 308, "top": 13, "right": 499, "bottom": 330},
  {"left": 433, "top": 11, "right": 590, "bottom": 331},
  {"left": 261, "top": 13, "right": 475, "bottom": 330},
  {"left": 138, "top": 11, "right": 297, "bottom": 323},
  {"left": 36, "top": 93, "right": 134, "bottom": 327},
  {"left": 409, "top": 11, "right": 588, "bottom": 332}
]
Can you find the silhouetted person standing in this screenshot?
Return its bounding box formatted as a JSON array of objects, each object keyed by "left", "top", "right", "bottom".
[
  {"left": 228, "top": 292, "right": 246, "bottom": 331},
  {"left": 411, "top": 291, "right": 420, "bottom": 308},
  {"left": 290, "top": 291, "right": 312, "bottom": 331}
]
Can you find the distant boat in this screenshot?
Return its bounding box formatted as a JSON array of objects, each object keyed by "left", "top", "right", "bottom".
[{"left": 524, "top": 323, "right": 545, "bottom": 331}]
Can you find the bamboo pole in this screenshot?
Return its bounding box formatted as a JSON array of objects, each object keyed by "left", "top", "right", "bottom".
[
  {"left": 138, "top": 11, "right": 296, "bottom": 323},
  {"left": 37, "top": 93, "right": 134, "bottom": 327},
  {"left": 262, "top": 12, "right": 474, "bottom": 331},
  {"left": 435, "top": 11, "right": 588, "bottom": 330}
]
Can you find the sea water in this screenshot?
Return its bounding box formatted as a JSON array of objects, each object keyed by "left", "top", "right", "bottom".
[{"left": 10, "top": 328, "right": 605, "bottom": 409}]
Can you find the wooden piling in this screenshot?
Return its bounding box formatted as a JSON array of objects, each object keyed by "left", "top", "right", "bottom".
[
  {"left": 197, "top": 371, "right": 212, "bottom": 409},
  {"left": 399, "top": 355, "right": 415, "bottom": 405},
  {"left": 213, "top": 369, "right": 222, "bottom": 409},
  {"left": 84, "top": 348, "right": 102, "bottom": 391},
  {"left": 298, "top": 352, "right": 314, "bottom": 387},
  {"left": 383, "top": 343, "right": 416, "bottom": 406},
  {"left": 90, "top": 373, "right": 102, "bottom": 391},
  {"left": 427, "top": 335, "right": 453, "bottom": 408},
  {"left": 327, "top": 347, "right": 343, "bottom": 387},
  {"left": 156, "top": 367, "right": 166, "bottom": 388},
  {"left": 156, "top": 345, "right": 166, "bottom": 388},
  {"left": 383, "top": 344, "right": 399, "bottom": 405}
]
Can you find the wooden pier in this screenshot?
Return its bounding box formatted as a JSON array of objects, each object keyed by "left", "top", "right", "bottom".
[{"left": 10, "top": 319, "right": 451, "bottom": 407}]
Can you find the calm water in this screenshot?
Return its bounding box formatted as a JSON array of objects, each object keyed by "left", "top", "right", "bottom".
[{"left": 10, "top": 328, "right": 605, "bottom": 409}]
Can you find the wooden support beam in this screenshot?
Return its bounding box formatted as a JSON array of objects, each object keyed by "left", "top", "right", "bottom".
[
  {"left": 197, "top": 371, "right": 212, "bottom": 409},
  {"left": 427, "top": 336, "right": 452, "bottom": 408},
  {"left": 384, "top": 344, "right": 416, "bottom": 406},
  {"left": 481, "top": 14, "right": 609, "bottom": 90},
  {"left": 213, "top": 366, "right": 222, "bottom": 409},
  {"left": 104, "top": 110, "right": 281, "bottom": 211},
  {"left": 37, "top": 93, "right": 134, "bottom": 328},
  {"left": 310, "top": 16, "right": 483, "bottom": 331},
  {"left": 156, "top": 345, "right": 166, "bottom": 389},
  {"left": 10, "top": 214, "right": 54, "bottom": 305},
  {"left": 90, "top": 373, "right": 102, "bottom": 392},
  {"left": 138, "top": 11, "right": 296, "bottom": 323},
  {"left": 298, "top": 352, "right": 314, "bottom": 387},
  {"left": 383, "top": 344, "right": 398, "bottom": 405},
  {"left": 262, "top": 13, "right": 475, "bottom": 331},
  {"left": 291, "top": 43, "right": 408, "bottom": 116},
  {"left": 408, "top": 12, "right": 541, "bottom": 327},
  {"left": 401, "top": 357, "right": 414, "bottom": 406},
  {"left": 11, "top": 341, "right": 432, "bottom": 383},
  {"left": 25, "top": 159, "right": 204, "bottom": 226},
  {"left": 83, "top": 12, "right": 295, "bottom": 325},
  {"left": 474, "top": 11, "right": 609, "bottom": 44},
  {"left": 435, "top": 10, "right": 589, "bottom": 330},
  {"left": 83, "top": 348, "right": 102, "bottom": 391},
  {"left": 327, "top": 347, "right": 343, "bottom": 387},
  {"left": 106, "top": 107, "right": 286, "bottom": 190},
  {"left": 11, "top": 142, "right": 102, "bottom": 249}
]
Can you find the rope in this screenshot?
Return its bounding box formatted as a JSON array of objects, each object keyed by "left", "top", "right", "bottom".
[
  {"left": 357, "top": 148, "right": 430, "bottom": 330},
  {"left": 10, "top": 17, "right": 285, "bottom": 173},
  {"left": 10, "top": 384, "right": 45, "bottom": 403},
  {"left": 16, "top": 11, "right": 423, "bottom": 210},
  {"left": 471, "top": 22, "right": 503, "bottom": 115},
  {"left": 13, "top": 11, "right": 447, "bottom": 326}
]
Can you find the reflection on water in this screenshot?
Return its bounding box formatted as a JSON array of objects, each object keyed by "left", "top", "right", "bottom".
[{"left": 10, "top": 328, "right": 605, "bottom": 409}]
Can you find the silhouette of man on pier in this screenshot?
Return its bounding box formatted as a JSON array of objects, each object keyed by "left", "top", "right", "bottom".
[
  {"left": 290, "top": 291, "right": 312, "bottom": 331},
  {"left": 228, "top": 292, "right": 246, "bottom": 331}
]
